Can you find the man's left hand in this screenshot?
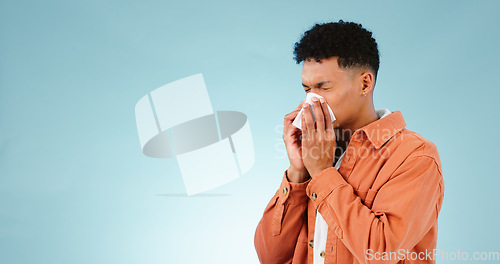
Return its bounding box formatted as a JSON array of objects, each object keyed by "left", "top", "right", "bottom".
[{"left": 300, "top": 96, "right": 337, "bottom": 177}]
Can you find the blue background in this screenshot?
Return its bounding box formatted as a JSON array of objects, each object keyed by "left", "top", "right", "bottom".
[{"left": 1, "top": 0, "right": 499, "bottom": 263}]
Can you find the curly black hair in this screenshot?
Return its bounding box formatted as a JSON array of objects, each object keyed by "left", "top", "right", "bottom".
[{"left": 293, "top": 19, "right": 380, "bottom": 83}]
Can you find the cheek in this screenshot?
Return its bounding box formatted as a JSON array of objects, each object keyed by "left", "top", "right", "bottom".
[
  {"left": 325, "top": 92, "right": 354, "bottom": 123},
  {"left": 324, "top": 97, "right": 343, "bottom": 122},
  {"left": 324, "top": 92, "right": 348, "bottom": 113}
]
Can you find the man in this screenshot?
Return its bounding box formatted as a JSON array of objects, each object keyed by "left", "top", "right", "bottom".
[{"left": 254, "top": 20, "right": 445, "bottom": 264}]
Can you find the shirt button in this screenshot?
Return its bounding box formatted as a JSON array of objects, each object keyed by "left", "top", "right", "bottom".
[
  {"left": 311, "top": 192, "right": 317, "bottom": 201},
  {"left": 320, "top": 251, "right": 325, "bottom": 258},
  {"left": 283, "top": 187, "right": 288, "bottom": 196},
  {"left": 308, "top": 240, "right": 314, "bottom": 248}
]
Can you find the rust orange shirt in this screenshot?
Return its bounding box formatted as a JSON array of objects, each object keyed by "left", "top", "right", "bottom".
[{"left": 254, "top": 110, "right": 445, "bottom": 264}]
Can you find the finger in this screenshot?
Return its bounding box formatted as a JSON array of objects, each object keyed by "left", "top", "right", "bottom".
[
  {"left": 296, "top": 99, "right": 306, "bottom": 110},
  {"left": 320, "top": 98, "right": 334, "bottom": 138},
  {"left": 312, "top": 97, "right": 325, "bottom": 133},
  {"left": 291, "top": 99, "right": 306, "bottom": 116},
  {"left": 284, "top": 112, "right": 296, "bottom": 126},
  {"left": 301, "top": 108, "right": 306, "bottom": 137},
  {"left": 303, "top": 103, "right": 314, "bottom": 133},
  {"left": 293, "top": 130, "right": 302, "bottom": 143},
  {"left": 284, "top": 99, "right": 306, "bottom": 123}
]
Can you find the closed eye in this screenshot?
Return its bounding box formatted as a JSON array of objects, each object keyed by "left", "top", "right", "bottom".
[{"left": 305, "top": 88, "right": 331, "bottom": 93}]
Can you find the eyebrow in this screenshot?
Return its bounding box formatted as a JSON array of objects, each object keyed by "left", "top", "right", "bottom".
[{"left": 302, "top": 81, "right": 333, "bottom": 88}]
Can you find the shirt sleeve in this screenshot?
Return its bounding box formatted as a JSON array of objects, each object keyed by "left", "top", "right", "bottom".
[
  {"left": 254, "top": 169, "right": 312, "bottom": 264},
  {"left": 305, "top": 155, "right": 445, "bottom": 264}
]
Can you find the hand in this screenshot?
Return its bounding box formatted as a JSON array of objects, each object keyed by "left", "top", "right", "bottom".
[
  {"left": 283, "top": 99, "right": 310, "bottom": 183},
  {"left": 300, "top": 96, "right": 336, "bottom": 177}
]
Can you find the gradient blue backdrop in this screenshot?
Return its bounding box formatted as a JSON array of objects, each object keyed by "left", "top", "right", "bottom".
[{"left": 1, "top": 0, "right": 499, "bottom": 263}]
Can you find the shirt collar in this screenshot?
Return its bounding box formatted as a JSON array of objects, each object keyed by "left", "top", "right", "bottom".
[{"left": 354, "top": 109, "right": 406, "bottom": 149}]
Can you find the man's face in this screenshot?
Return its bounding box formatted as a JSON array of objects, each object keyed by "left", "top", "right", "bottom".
[{"left": 301, "top": 56, "right": 364, "bottom": 131}]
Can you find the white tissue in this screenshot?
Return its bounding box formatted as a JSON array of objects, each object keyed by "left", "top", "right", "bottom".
[{"left": 292, "top": 92, "right": 336, "bottom": 130}]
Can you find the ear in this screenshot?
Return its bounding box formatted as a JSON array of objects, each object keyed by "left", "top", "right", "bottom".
[{"left": 360, "top": 70, "right": 375, "bottom": 96}]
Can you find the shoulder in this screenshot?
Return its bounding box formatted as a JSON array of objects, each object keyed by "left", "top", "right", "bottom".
[
  {"left": 393, "top": 129, "right": 442, "bottom": 174},
  {"left": 398, "top": 129, "right": 439, "bottom": 158}
]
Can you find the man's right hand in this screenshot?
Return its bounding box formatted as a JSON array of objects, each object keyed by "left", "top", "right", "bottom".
[{"left": 283, "top": 99, "right": 310, "bottom": 183}]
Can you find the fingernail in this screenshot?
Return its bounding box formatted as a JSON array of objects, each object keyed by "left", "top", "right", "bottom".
[
  {"left": 312, "top": 97, "right": 318, "bottom": 102},
  {"left": 320, "top": 98, "right": 325, "bottom": 103}
]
